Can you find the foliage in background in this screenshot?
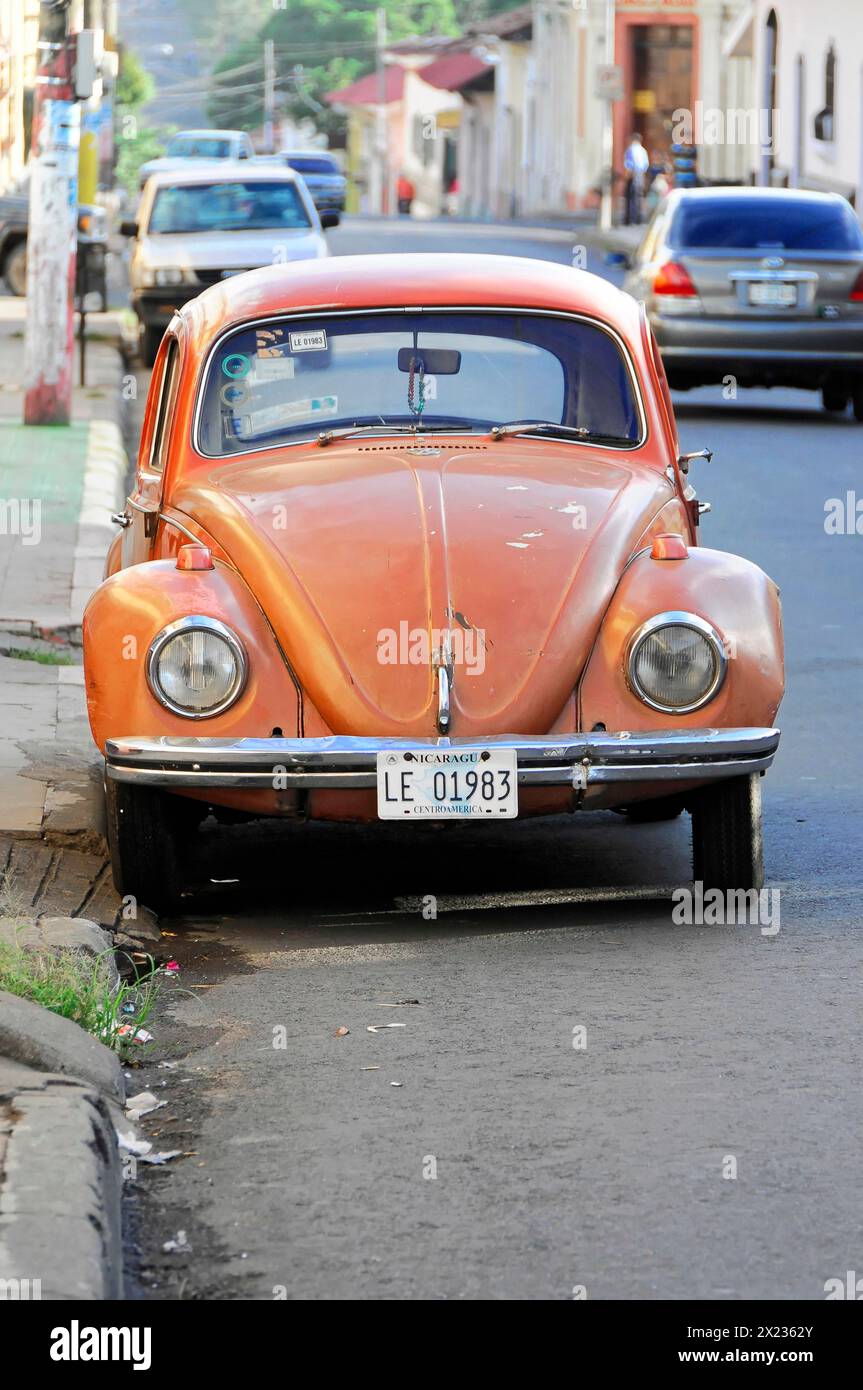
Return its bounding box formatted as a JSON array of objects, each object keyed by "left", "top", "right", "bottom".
[
  {"left": 115, "top": 49, "right": 173, "bottom": 195},
  {"left": 206, "top": 0, "right": 516, "bottom": 145}
]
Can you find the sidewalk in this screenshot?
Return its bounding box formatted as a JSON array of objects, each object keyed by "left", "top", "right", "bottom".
[{"left": 0, "top": 297, "right": 130, "bottom": 907}]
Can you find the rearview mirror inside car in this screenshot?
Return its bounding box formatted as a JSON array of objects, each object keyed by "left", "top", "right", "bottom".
[{"left": 397, "top": 347, "right": 462, "bottom": 375}]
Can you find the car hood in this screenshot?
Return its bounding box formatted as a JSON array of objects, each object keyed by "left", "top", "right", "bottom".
[
  {"left": 171, "top": 440, "right": 673, "bottom": 738},
  {"left": 138, "top": 228, "right": 327, "bottom": 269}
]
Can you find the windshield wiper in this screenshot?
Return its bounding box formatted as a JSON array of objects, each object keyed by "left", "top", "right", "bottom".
[
  {"left": 317, "top": 421, "right": 472, "bottom": 447},
  {"left": 489, "top": 421, "right": 632, "bottom": 445}
]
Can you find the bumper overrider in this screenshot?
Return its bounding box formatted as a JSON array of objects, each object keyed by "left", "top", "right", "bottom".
[{"left": 106, "top": 727, "right": 780, "bottom": 791}]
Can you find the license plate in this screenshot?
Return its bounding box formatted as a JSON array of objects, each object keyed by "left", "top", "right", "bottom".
[
  {"left": 748, "top": 280, "right": 797, "bottom": 307},
  {"left": 376, "top": 747, "right": 518, "bottom": 820}
]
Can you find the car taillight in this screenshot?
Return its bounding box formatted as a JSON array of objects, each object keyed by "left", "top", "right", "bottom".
[
  {"left": 653, "top": 261, "right": 697, "bottom": 297},
  {"left": 849, "top": 270, "right": 863, "bottom": 302}
]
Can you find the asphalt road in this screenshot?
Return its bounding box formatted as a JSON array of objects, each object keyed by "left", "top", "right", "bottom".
[{"left": 128, "top": 217, "right": 863, "bottom": 1302}]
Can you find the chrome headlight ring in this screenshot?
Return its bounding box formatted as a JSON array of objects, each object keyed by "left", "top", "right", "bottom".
[
  {"left": 147, "top": 616, "right": 247, "bottom": 719},
  {"left": 626, "top": 610, "right": 728, "bottom": 715}
]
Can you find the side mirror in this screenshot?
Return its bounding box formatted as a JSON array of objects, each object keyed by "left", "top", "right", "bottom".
[
  {"left": 605, "top": 250, "right": 632, "bottom": 269},
  {"left": 320, "top": 210, "right": 341, "bottom": 229},
  {"left": 119, "top": 219, "right": 139, "bottom": 238},
  {"left": 677, "top": 448, "right": 713, "bottom": 474}
]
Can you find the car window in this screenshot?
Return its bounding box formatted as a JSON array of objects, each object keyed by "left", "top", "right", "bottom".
[
  {"left": 287, "top": 157, "right": 340, "bottom": 175},
  {"left": 148, "top": 180, "right": 311, "bottom": 234},
  {"left": 670, "top": 197, "right": 863, "bottom": 251},
  {"left": 166, "top": 137, "right": 231, "bottom": 159},
  {"left": 150, "top": 336, "right": 180, "bottom": 472},
  {"left": 196, "top": 311, "right": 643, "bottom": 456}
]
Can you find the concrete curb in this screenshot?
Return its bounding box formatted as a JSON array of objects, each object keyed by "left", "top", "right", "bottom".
[
  {"left": 0, "top": 1065, "right": 124, "bottom": 1299},
  {"left": 0, "top": 943, "right": 126, "bottom": 1299},
  {"left": 70, "top": 419, "right": 128, "bottom": 626},
  {"left": 0, "top": 410, "right": 127, "bottom": 846},
  {"left": 0, "top": 988, "right": 124, "bottom": 1101}
]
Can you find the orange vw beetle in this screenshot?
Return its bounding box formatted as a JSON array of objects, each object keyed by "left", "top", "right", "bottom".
[{"left": 84, "top": 254, "right": 784, "bottom": 911}]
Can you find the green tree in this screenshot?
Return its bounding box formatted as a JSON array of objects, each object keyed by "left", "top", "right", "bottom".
[
  {"left": 115, "top": 49, "right": 172, "bottom": 194},
  {"left": 207, "top": 0, "right": 461, "bottom": 144}
]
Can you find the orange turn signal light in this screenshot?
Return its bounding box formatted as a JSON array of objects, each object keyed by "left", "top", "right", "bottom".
[
  {"left": 650, "top": 534, "right": 688, "bottom": 561},
  {"left": 176, "top": 544, "right": 214, "bottom": 571}
]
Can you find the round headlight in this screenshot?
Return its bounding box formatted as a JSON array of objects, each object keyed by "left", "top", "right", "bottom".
[
  {"left": 627, "top": 612, "right": 726, "bottom": 714},
  {"left": 148, "top": 617, "right": 246, "bottom": 718}
]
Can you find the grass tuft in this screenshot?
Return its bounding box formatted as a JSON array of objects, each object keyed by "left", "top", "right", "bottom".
[{"left": 0, "top": 921, "right": 161, "bottom": 1058}]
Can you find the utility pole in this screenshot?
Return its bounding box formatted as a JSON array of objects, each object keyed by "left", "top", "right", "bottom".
[
  {"left": 375, "top": 6, "right": 389, "bottom": 215},
  {"left": 24, "top": 0, "right": 79, "bottom": 426},
  {"left": 263, "top": 37, "right": 276, "bottom": 154},
  {"left": 599, "top": 0, "right": 616, "bottom": 232}
]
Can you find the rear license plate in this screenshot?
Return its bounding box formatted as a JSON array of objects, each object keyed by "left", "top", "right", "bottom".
[
  {"left": 748, "top": 280, "right": 797, "bottom": 307},
  {"left": 376, "top": 748, "right": 518, "bottom": 820}
]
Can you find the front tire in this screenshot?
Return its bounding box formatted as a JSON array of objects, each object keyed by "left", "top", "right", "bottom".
[
  {"left": 106, "top": 776, "right": 201, "bottom": 915},
  {"left": 852, "top": 382, "right": 863, "bottom": 423},
  {"left": 4, "top": 241, "right": 27, "bottom": 296},
  {"left": 691, "top": 773, "right": 764, "bottom": 892}
]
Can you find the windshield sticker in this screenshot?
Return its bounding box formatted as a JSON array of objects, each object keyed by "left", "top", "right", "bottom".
[
  {"left": 221, "top": 353, "right": 251, "bottom": 378},
  {"left": 251, "top": 354, "right": 295, "bottom": 383},
  {"left": 224, "top": 415, "right": 252, "bottom": 440},
  {"left": 289, "top": 329, "right": 328, "bottom": 353},
  {"left": 219, "top": 381, "right": 251, "bottom": 407},
  {"left": 247, "top": 395, "right": 338, "bottom": 433}
]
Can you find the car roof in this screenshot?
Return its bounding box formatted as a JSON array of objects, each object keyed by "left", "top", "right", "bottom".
[
  {"left": 180, "top": 253, "right": 642, "bottom": 350},
  {"left": 170, "top": 129, "right": 248, "bottom": 140},
  {"left": 145, "top": 161, "right": 300, "bottom": 189},
  {"left": 282, "top": 151, "right": 339, "bottom": 160},
  {"left": 667, "top": 185, "right": 850, "bottom": 207}
]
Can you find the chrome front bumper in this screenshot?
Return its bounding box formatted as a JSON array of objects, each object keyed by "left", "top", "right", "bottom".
[{"left": 105, "top": 728, "right": 780, "bottom": 790}]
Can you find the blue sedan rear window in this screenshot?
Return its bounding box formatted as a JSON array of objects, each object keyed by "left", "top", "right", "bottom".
[{"left": 671, "top": 197, "right": 863, "bottom": 251}]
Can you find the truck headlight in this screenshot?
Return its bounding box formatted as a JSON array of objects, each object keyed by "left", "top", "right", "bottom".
[
  {"left": 154, "top": 267, "right": 187, "bottom": 286},
  {"left": 627, "top": 612, "right": 726, "bottom": 714},
  {"left": 147, "top": 617, "right": 246, "bottom": 717}
]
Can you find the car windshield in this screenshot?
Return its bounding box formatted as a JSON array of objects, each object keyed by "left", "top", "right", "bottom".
[
  {"left": 197, "top": 311, "right": 643, "bottom": 456},
  {"left": 287, "top": 157, "right": 339, "bottom": 175},
  {"left": 149, "top": 181, "right": 311, "bottom": 234},
  {"left": 166, "top": 137, "right": 232, "bottom": 159},
  {"left": 671, "top": 197, "right": 863, "bottom": 251}
]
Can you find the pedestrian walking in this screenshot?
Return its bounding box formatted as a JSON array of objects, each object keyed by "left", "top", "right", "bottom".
[{"left": 623, "top": 132, "right": 650, "bottom": 226}]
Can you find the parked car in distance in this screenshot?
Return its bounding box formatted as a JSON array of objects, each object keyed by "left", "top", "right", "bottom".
[
  {"left": 622, "top": 187, "right": 863, "bottom": 416},
  {"left": 85, "top": 253, "right": 784, "bottom": 913},
  {"left": 0, "top": 194, "right": 108, "bottom": 306},
  {"left": 137, "top": 129, "right": 255, "bottom": 190},
  {"left": 257, "top": 150, "right": 346, "bottom": 213},
  {"left": 120, "top": 163, "right": 332, "bottom": 365}
]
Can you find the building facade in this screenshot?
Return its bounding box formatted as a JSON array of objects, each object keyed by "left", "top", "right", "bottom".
[
  {"left": 525, "top": 0, "right": 754, "bottom": 215},
  {"left": 0, "top": 0, "right": 39, "bottom": 192},
  {"left": 749, "top": 0, "right": 862, "bottom": 207}
]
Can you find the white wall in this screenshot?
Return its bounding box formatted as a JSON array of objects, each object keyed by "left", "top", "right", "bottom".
[{"left": 752, "top": 0, "right": 862, "bottom": 206}]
